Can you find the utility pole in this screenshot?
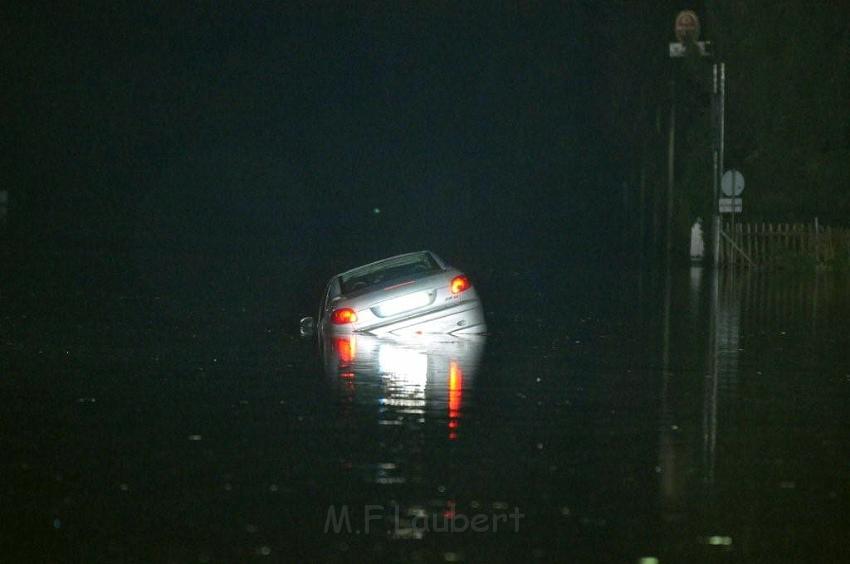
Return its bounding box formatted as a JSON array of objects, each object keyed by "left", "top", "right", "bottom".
[
  {"left": 666, "top": 80, "right": 676, "bottom": 264},
  {"left": 670, "top": 10, "right": 718, "bottom": 267},
  {"left": 669, "top": 10, "right": 710, "bottom": 264},
  {"left": 711, "top": 64, "right": 725, "bottom": 268}
]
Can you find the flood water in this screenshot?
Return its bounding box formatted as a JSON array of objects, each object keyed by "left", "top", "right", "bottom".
[{"left": 2, "top": 251, "right": 849, "bottom": 562}]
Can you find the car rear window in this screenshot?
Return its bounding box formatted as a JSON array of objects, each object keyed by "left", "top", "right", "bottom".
[{"left": 340, "top": 253, "right": 442, "bottom": 294}]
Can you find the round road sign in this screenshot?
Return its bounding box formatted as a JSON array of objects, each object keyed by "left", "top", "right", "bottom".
[
  {"left": 721, "top": 170, "right": 745, "bottom": 197},
  {"left": 675, "top": 10, "right": 701, "bottom": 43}
]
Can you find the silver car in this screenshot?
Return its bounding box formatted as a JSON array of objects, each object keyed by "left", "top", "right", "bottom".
[{"left": 300, "top": 251, "right": 486, "bottom": 337}]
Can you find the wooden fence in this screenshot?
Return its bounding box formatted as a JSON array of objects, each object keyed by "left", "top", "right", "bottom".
[{"left": 719, "top": 221, "right": 850, "bottom": 268}]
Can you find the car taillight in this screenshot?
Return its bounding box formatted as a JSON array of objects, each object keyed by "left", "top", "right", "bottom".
[
  {"left": 331, "top": 307, "right": 357, "bottom": 324},
  {"left": 450, "top": 275, "right": 470, "bottom": 295}
]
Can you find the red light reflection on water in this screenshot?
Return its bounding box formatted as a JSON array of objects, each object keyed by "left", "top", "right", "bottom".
[
  {"left": 335, "top": 336, "right": 356, "bottom": 364},
  {"left": 448, "top": 360, "right": 462, "bottom": 440}
]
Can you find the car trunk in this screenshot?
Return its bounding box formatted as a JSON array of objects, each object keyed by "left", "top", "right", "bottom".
[{"left": 345, "top": 272, "right": 454, "bottom": 331}]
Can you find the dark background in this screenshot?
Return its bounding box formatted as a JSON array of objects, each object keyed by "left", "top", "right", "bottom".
[{"left": 3, "top": 2, "right": 849, "bottom": 303}]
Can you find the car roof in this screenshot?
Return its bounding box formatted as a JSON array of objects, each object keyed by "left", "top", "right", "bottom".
[{"left": 336, "top": 250, "right": 437, "bottom": 278}]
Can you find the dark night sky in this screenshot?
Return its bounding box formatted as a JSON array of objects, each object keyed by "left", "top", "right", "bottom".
[{"left": 5, "top": 3, "right": 646, "bottom": 274}]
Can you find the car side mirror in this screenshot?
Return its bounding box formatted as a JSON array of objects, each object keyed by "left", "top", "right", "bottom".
[{"left": 299, "top": 316, "right": 315, "bottom": 337}]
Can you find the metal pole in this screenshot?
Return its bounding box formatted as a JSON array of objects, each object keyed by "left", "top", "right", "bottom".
[
  {"left": 712, "top": 64, "right": 721, "bottom": 268},
  {"left": 667, "top": 79, "right": 676, "bottom": 265},
  {"left": 814, "top": 216, "right": 820, "bottom": 264},
  {"left": 719, "top": 64, "right": 726, "bottom": 268},
  {"left": 719, "top": 64, "right": 726, "bottom": 190},
  {"left": 731, "top": 175, "right": 737, "bottom": 267},
  {"left": 704, "top": 263, "right": 719, "bottom": 487}
]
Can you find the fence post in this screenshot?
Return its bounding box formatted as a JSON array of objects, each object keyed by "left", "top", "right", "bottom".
[
  {"left": 766, "top": 222, "right": 771, "bottom": 265},
  {"left": 827, "top": 226, "right": 833, "bottom": 262},
  {"left": 814, "top": 217, "right": 820, "bottom": 265},
  {"left": 737, "top": 222, "right": 743, "bottom": 268},
  {"left": 844, "top": 229, "right": 850, "bottom": 263},
  {"left": 791, "top": 223, "right": 800, "bottom": 253},
  {"left": 791, "top": 223, "right": 800, "bottom": 252},
  {"left": 763, "top": 222, "right": 767, "bottom": 265},
  {"left": 747, "top": 223, "right": 758, "bottom": 264}
]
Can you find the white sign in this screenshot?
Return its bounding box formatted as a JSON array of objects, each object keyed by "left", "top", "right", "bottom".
[
  {"left": 669, "top": 41, "right": 711, "bottom": 58},
  {"left": 721, "top": 170, "right": 745, "bottom": 196},
  {"left": 719, "top": 198, "right": 742, "bottom": 213}
]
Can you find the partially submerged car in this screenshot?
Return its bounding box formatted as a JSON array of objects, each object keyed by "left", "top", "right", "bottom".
[{"left": 300, "top": 251, "right": 486, "bottom": 337}]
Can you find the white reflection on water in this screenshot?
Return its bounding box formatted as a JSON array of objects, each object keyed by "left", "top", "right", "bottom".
[
  {"left": 323, "top": 334, "right": 485, "bottom": 438},
  {"left": 321, "top": 333, "right": 486, "bottom": 536},
  {"left": 378, "top": 343, "right": 428, "bottom": 411}
]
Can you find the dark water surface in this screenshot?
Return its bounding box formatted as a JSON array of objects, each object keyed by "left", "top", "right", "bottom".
[{"left": 2, "top": 251, "right": 849, "bottom": 562}]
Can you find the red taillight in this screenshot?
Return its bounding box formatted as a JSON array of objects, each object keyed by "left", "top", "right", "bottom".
[
  {"left": 331, "top": 307, "right": 357, "bottom": 324},
  {"left": 450, "top": 275, "right": 470, "bottom": 295}
]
